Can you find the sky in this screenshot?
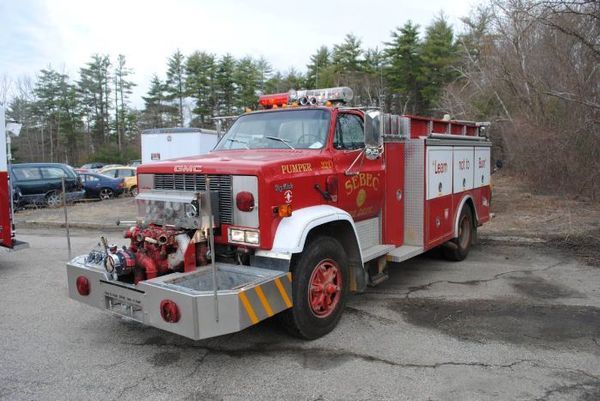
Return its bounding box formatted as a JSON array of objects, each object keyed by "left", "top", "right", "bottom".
[{"left": 0, "top": 0, "right": 477, "bottom": 107}]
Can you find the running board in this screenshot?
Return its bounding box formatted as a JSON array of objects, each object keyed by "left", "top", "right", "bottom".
[
  {"left": 362, "top": 244, "right": 396, "bottom": 263},
  {"left": 386, "top": 245, "right": 424, "bottom": 263}
]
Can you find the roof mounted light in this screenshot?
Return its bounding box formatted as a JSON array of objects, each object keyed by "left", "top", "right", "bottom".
[
  {"left": 258, "top": 93, "right": 289, "bottom": 109},
  {"left": 258, "top": 87, "right": 353, "bottom": 109},
  {"left": 289, "top": 87, "right": 353, "bottom": 106}
]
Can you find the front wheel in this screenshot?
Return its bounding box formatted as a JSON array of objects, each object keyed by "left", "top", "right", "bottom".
[
  {"left": 280, "top": 236, "right": 349, "bottom": 340},
  {"left": 130, "top": 186, "right": 138, "bottom": 197}
]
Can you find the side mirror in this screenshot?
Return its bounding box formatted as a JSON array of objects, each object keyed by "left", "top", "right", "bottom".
[{"left": 364, "top": 110, "right": 383, "bottom": 160}]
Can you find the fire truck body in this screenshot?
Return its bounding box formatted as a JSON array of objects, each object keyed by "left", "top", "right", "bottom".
[
  {"left": 66, "top": 87, "right": 491, "bottom": 340},
  {"left": 0, "top": 106, "right": 28, "bottom": 252}
]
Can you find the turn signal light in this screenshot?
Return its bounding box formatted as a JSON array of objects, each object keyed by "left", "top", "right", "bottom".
[
  {"left": 236, "top": 191, "right": 255, "bottom": 212},
  {"left": 76, "top": 276, "right": 90, "bottom": 296},
  {"left": 160, "top": 300, "right": 180, "bottom": 323},
  {"left": 278, "top": 204, "right": 293, "bottom": 218}
]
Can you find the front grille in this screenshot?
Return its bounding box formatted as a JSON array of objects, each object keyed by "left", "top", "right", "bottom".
[{"left": 153, "top": 174, "right": 233, "bottom": 224}]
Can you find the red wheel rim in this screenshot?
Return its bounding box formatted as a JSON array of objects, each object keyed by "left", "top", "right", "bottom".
[{"left": 308, "top": 259, "right": 342, "bottom": 318}]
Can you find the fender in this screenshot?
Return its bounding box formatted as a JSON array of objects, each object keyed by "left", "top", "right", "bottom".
[
  {"left": 453, "top": 194, "right": 479, "bottom": 238},
  {"left": 267, "top": 205, "right": 364, "bottom": 263}
]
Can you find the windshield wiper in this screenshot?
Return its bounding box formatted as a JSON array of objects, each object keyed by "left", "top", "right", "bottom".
[
  {"left": 226, "top": 138, "right": 249, "bottom": 149},
  {"left": 265, "top": 136, "right": 295, "bottom": 149}
]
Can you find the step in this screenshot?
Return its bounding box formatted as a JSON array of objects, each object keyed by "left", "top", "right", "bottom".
[
  {"left": 361, "top": 244, "right": 396, "bottom": 263},
  {"left": 386, "top": 245, "right": 424, "bottom": 263}
]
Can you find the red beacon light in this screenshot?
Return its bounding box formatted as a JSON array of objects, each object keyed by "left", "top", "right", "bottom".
[{"left": 258, "top": 92, "right": 289, "bottom": 109}]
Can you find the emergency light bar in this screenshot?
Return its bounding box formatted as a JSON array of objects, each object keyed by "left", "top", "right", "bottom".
[
  {"left": 257, "top": 92, "right": 290, "bottom": 108},
  {"left": 290, "top": 87, "right": 353, "bottom": 106},
  {"left": 257, "top": 86, "right": 354, "bottom": 109}
]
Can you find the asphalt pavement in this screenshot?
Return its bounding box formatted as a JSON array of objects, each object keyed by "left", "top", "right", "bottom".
[{"left": 0, "top": 228, "right": 599, "bottom": 401}]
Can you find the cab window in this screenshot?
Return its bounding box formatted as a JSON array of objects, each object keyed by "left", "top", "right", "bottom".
[{"left": 334, "top": 113, "right": 364, "bottom": 150}]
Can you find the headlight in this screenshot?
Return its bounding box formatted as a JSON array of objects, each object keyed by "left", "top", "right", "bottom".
[
  {"left": 230, "top": 229, "right": 245, "bottom": 242},
  {"left": 244, "top": 230, "right": 260, "bottom": 245},
  {"left": 228, "top": 228, "right": 260, "bottom": 246}
]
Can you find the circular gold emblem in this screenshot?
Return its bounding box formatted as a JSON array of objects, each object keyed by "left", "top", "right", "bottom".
[{"left": 356, "top": 189, "right": 367, "bottom": 207}]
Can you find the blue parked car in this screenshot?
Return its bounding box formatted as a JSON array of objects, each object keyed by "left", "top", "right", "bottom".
[{"left": 78, "top": 172, "right": 125, "bottom": 200}]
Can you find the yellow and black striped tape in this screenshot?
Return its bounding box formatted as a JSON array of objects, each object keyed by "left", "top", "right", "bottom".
[{"left": 239, "top": 272, "right": 292, "bottom": 325}]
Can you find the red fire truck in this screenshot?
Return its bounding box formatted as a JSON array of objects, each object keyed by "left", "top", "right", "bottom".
[
  {"left": 0, "top": 106, "right": 28, "bottom": 252},
  {"left": 67, "top": 87, "right": 491, "bottom": 340}
]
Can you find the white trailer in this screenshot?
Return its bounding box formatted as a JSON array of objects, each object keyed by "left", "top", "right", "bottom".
[{"left": 141, "top": 128, "right": 218, "bottom": 164}]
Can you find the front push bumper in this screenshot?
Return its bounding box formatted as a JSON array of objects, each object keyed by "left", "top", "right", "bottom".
[{"left": 66, "top": 256, "right": 293, "bottom": 340}]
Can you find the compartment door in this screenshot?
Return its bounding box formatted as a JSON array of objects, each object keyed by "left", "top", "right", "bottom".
[
  {"left": 426, "top": 146, "right": 454, "bottom": 245},
  {"left": 453, "top": 147, "right": 474, "bottom": 194}
]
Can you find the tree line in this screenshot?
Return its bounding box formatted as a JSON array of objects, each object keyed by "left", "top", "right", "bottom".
[
  {"left": 2, "top": 14, "right": 459, "bottom": 165},
  {"left": 1, "top": 0, "right": 598, "bottom": 199}
]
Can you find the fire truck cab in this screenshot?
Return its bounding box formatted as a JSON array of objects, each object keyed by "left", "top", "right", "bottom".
[{"left": 67, "top": 87, "right": 491, "bottom": 340}]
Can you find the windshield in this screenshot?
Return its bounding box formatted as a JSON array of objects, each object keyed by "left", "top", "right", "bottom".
[{"left": 215, "top": 109, "right": 330, "bottom": 150}]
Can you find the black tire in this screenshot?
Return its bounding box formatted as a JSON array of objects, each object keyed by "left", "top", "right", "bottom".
[
  {"left": 130, "top": 186, "right": 138, "bottom": 197},
  {"left": 280, "top": 236, "right": 349, "bottom": 340},
  {"left": 444, "top": 206, "right": 475, "bottom": 261},
  {"left": 99, "top": 188, "right": 114, "bottom": 200},
  {"left": 45, "top": 191, "right": 63, "bottom": 208}
]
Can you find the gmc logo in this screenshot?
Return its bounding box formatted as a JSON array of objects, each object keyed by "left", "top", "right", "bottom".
[{"left": 174, "top": 165, "right": 203, "bottom": 173}]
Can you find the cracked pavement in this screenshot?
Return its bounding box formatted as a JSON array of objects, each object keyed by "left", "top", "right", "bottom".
[{"left": 0, "top": 228, "right": 599, "bottom": 401}]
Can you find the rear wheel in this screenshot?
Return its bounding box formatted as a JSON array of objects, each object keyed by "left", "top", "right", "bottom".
[
  {"left": 45, "top": 191, "right": 63, "bottom": 208},
  {"left": 99, "top": 188, "right": 114, "bottom": 200},
  {"left": 443, "top": 206, "right": 474, "bottom": 261},
  {"left": 280, "top": 236, "right": 348, "bottom": 340},
  {"left": 130, "top": 186, "right": 138, "bottom": 197}
]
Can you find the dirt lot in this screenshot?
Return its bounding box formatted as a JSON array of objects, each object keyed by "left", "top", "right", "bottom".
[
  {"left": 14, "top": 196, "right": 137, "bottom": 230},
  {"left": 480, "top": 172, "right": 600, "bottom": 267}
]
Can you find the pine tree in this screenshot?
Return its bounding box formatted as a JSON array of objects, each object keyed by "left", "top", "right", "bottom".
[
  {"left": 215, "top": 54, "right": 236, "bottom": 115},
  {"left": 234, "top": 57, "right": 260, "bottom": 110},
  {"left": 384, "top": 21, "right": 424, "bottom": 113},
  {"left": 165, "top": 50, "right": 186, "bottom": 126},
  {"left": 332, "top": 34, "right": 363, "bottom": 74},
  {"left": 34, "top": 68, "right": 81, "bottom": 162},
  {"left": 306, "top": 46, "right": 331, "bottom": 89},
  {"left": 113, "top": 54, "right": 136, "bottom": 152},
  {"left": 142, "top": 75, "right": 168, "bottom": 128},
  {"left": 255, "top": 57, "right": 272, "bottom": 94},
  {"left": 78, "top": 54, "right": 112, "bottom": 150},
  {"left": 186, "top": 51, "right": 217, "bottom": 126},
  {"left": 420, "top": 15, "right": 459, "bottom": 114},
  {"left": 264, "top": 71, "right": 285, "bottom": 94}
]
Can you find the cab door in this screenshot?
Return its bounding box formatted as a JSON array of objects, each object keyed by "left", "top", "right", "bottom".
[{"left": 331, "top": 111, "right": 384, "bottom": 221}]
